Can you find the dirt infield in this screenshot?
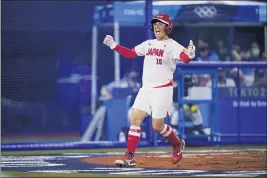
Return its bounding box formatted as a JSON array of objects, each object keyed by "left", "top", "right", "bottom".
[{"left": 82, "top": 151, "right": 267, "bottom": 171}]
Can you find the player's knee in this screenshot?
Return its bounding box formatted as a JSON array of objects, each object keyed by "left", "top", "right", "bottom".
[
  {"left": 130, "top": 116, "right": 141, "bottom": 126},
  {"left": 152, "top": 119, "right": 164, "bottom": 132},
  {"left": 130, "top": 108, "right": 146, "bottom": 127}
]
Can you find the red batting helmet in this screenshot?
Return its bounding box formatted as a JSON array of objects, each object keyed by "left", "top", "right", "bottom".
[{"left": 151, "top": 13, "right": 173, "bottom": 35}]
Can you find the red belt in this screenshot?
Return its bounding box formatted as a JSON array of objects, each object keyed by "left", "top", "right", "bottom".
[{"left": 154, "top": 81, "right": 173, "bottom": 88}]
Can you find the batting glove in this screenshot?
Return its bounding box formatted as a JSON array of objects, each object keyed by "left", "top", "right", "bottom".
[
  {"left": 187, "top": 40, "right": 196, "bottom": 59},
  {"left": 103, "top": 35, "right": 117, "bottom": 49}
]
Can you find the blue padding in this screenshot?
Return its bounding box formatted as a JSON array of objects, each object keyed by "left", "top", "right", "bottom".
[
  {"left": 105, "top": 98, "right": 129, "bottom": 141},
  {"left": 177, "top": 61, "right": 267, "bottom": 68},
  {"left": 180, "top": 100, "right": 216, "bottom": 104},
  {"left": 198, "top": 104, "right": 210, "bottom": 127},
  {"left": 112, "top": 88, "right": 135, "bottom": 99},
  {"left": 1, "top": 141, "right": 151, "bottom": 151}
]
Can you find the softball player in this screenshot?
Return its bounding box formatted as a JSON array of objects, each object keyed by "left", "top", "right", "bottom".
[{"left": 103, "top": 13, "right": 195, "bottom": 167}]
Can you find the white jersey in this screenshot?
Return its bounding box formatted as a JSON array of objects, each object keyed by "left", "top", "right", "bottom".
[{"left": 135, "top": 39, "right": 185, "bottom": 88}]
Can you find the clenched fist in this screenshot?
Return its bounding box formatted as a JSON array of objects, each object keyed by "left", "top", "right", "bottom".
[
  {"left": 187, "top": 40, "right": 196, "bottom": 59},
  {"left": 103, "top": 35, "right": 117, "bottom": 49}
]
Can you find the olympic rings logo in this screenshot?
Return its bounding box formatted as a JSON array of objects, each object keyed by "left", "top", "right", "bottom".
[{"left": 194, "top": 6, "right": 217, "bottom": 18}]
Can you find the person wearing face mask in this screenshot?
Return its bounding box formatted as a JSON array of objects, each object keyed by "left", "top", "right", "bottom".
[
  {"left": 249, "top": 42, "right": 262, "bottom": 61},
  {"left": 103, "top": 13, "right": 196, "bottom": 167},
  {"left": 248, "top": 42, "right": 265, "bottom": 87},
  {"left": 206, "top": 68, "right": 236, "bottom": 87},
  {"left": 241, "top": 42, "right": 263, "bottom": 86}
]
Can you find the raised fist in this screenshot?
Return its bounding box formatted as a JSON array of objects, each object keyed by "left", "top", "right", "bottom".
[{"left": 103, "top": 35, "right": 117, "bottom": 49}]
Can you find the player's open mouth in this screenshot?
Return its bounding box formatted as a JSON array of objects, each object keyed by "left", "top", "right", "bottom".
[{"left": 155, "top": 30, "right": 160, "bottom": 35}]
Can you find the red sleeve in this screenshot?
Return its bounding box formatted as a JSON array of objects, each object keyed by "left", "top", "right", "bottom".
[
  {"left": 114, "top": 44, "right": 137, "bottom": 58},
  {"left": 179, "top": 52, "right": 191, "bottom": 63}
]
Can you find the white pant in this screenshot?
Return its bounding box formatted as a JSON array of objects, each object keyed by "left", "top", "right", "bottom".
[{"left": 132, "top": 86, "right": 173, "bottom": 118}]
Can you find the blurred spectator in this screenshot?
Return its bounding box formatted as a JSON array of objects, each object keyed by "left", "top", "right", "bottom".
[
  {"left": 101, "top": 70, "right": 141, "bottom": 124},
  {"left": 170, "top": 75, "right": 209, "bottom": 137},
  {"left": 247, "top": 42, "right": 263, "bottom": 61},
  {"left": 170, "top": 103, "right": 209, "bottom": 136},
  {"left": 100, "top": 70, "right": 141, "bottom": 101},
  {"left": 99, "top": 70, "right": 141, "bottom": 123},
  {"left": 195, "top": 39, "right": 220, "bottom": 86},
  {"left": 231, "top": 42, "right": 264, "bottom": 86},
  {"left": 232, "top": 44, "right": 244, "bottom": 61},
  {"left": 85, "top": 70, "right": 141, "bottom": 141},
  {"left": 243, "top": 42, "right": 263, "bottom": 86},
  {"left": 195, "top": 39, "right": 220, "bottom": 62},
  {"left": 206, "top": 68, "right": 236, "bottom": 87},
  {"left": 230, "top": 68, "right": 246, "bottom": 86},
  {"left": 217, "top": 40, "right": 230, "bottom": 61},
  {"left": 253, "top": 68, "right": 267, "bottom": 87}
]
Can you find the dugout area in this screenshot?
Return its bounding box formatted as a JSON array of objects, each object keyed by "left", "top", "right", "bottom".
[{"left": 89, "top": 0, "right": 267, "bottom": 147}]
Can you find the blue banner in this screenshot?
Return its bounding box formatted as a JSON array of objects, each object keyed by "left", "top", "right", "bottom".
[
  {"left": 217, "top": 87, "right": 266, "bottom": 143},
  {"left": 218, "top": 87, "right": 267, "bottom": 99},
  {"left": 113, "top": 2, "right": 180, "bottom": 25},
  {"left": 93, "top": 1, "right": 267, "bottom": 25}
]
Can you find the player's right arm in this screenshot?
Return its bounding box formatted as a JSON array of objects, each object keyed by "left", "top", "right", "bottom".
[{"left": 103, "top": 35, "right": 146, "bottom": 58}]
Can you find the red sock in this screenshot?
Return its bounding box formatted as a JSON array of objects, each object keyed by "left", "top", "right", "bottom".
[
  {"left": 160, "top": 124, "right": 180, "bottom": 145},
  {"left": 127, "top": 126, "right": 141, "bottom": 153}
]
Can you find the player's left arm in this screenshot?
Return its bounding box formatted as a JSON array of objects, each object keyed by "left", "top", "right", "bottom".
[{"left": 173, "top": 40, "right": 196, "bottom": 63}]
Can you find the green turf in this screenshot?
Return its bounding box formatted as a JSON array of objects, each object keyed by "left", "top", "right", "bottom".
[{"left": 1, "top": 145, "right": 266, "bottom": 156}]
